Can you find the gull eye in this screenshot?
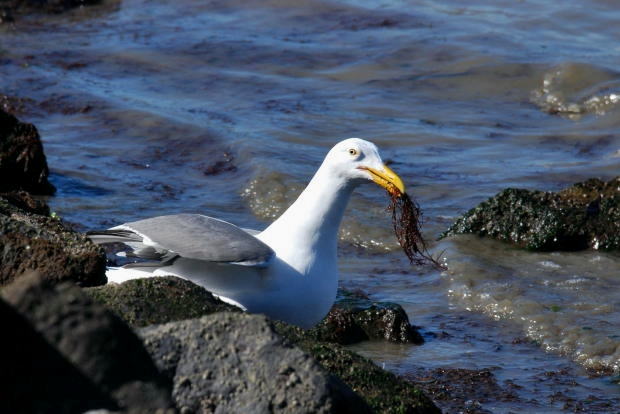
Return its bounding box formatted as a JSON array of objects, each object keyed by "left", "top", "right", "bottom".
[{"left": 348, "top": 148, "right": 358, "bottom": 156}]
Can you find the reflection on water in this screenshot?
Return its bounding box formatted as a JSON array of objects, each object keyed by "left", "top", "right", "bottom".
[{"left": 1, "top": 0, "right": 620, "bottom": 411}]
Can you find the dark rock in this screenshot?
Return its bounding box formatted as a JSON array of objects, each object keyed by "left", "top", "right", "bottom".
[
  {"left": 87, "top": 277, "right": 422, "bottom": 345},
  {"left": 85, "top": 276, "right": 240, "bottom": 328},
  {"left": 0, "top": 197, "right": 107, "bottom": 287},
  {"left": 0, "top": 109, "right": 55, "bottom": 195},
  {"left": 0, "top": 298, "right": 117, "bottom": 414},
  {"left": 140, "top": 312, "right": 371, "bottom": 414},
  {"left": 1, "top": 272, "right": 175, "bottom": 412},
  {"left": 86, "top": 277, "right": 437, "bottom": 412},
  {"left": 441, "top": 177, "right": 620, "bottom": 251},
  {"left": 0, "top": 7, "right": 15, "bottom": 23},
  {"left": 275, "top": 323, "right": 441, "bottom": 414},
  {"left": 3, "top": 0, "right": 101, "bottom": 15},
  {"left": 0, "top": 190, "right": 50, "bottom": 215},
  {"left": 306, "top": 289, "right": 423, "bottom": 345}
]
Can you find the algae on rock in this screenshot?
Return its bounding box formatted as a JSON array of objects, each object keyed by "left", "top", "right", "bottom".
[
  {"left": 0, "top": 197, "right": 107, "bottom": 287},
  {"left": 442, "top": 177, "right": 620, "bottom": 251},
  {"left": 85, "top": 276, "right": 240, "bottom": 327},
  {"left": 275, "top": 322, "right": 441, "bottom": 414}
]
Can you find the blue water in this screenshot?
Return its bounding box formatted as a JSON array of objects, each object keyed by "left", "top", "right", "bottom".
[{"left": 1, "top": 1, "right": 619, "bottom": 411}]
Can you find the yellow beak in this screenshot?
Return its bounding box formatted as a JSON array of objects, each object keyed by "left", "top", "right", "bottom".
[{"left": 360, "top": 165, "right": 406, "bottom": 196}]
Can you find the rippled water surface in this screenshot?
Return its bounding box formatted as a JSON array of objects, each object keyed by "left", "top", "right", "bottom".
[{"left": 2, "top": 0, "right": 619, "bottom": 411}]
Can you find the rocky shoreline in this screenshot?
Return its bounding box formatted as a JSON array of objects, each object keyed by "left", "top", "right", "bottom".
[
  {"left": 2, "top": 104, "right": 619, "bottom": 413},
  {"left": 0, "top": 105, "right": 442, "bottom": 412}
]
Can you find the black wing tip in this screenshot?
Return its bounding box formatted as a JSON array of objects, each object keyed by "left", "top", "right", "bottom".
[{"left": 86, "top": 229, "right": 142, "bottom": 242}]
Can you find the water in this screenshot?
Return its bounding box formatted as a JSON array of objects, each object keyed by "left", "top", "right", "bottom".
[{"left": 1, "top": 0, "right": 619, "bottom": 411}]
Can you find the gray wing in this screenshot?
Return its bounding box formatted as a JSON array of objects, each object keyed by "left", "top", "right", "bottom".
[{"left": 88, "top": 214, "right": 273, "bottom": 267}]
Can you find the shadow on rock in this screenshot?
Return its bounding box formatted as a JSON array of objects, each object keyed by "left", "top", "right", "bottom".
[
  {"left": 0, "top": 298, "right": 117, "bottom": 413},
  {"left": 1, "top": 272, "right": 175, "bottom": 412}
]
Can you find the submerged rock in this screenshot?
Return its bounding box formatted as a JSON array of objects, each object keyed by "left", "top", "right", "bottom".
[
  {"left": 0, "top": 109, "right": 55, "bottom": 195},
  {"left": 442, "top": 177, "right": 620, "bottom": 251},
  {"left": 140, "top": 312, "right": 370, "bottom": 414},
  {"left": 407, "top": 367, "right": 518, "bottom": 414},
  {"left": 0, "top": 196, "right": 107, "bottom": 287},
  {"left": 276, "top": 323, "right": 441, "bottom": 414},
  {"left": 85, "top": 276, "right": 240, "bottom": 327},
  {"left": 1, "top": 272, "right": 175, "bottom": 412},
  {"left": 307, "top": 289, "right": 423, "bottom": 345}
]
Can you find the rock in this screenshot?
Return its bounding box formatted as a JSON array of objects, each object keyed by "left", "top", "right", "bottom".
[
  {"left": 139, "top": 312, "right": 370, "bottom": 414},
  {"left": 0, "top": 190, "right": 50, "bottom": 215},
  {"left": 85, "top": 279, "right": 437, "bottom": 412},
  {"left": 306, "top": 289, "right": 423, "bottom": 345},
  {"left": 1, "top": 272, "right": 175, "bottom": 412},
  {"left": 441, "top": 177, "right": 620, "bottom": 251},
  {"left": 275, "top": 323, "right": 441, "bottom": 414},
  {"left": 0, "top": 109, "right": 55, "bottom": 195},
  {"left": 0, "top": 196, "right": 107, "bottom": 287},
  {"left": 85, "top": 276, "right": 240, "bottom": 328},
  {"left": 2, "top": 0, "right": 101, "bottom": 15},
  {"left": 87, "top": 277, "right": 421, "bottom": 345},
  {"left": 0, "top": 298, "right": 117, "bottom": 414}
]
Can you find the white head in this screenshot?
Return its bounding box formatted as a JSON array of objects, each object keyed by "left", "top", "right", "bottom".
[{"left": 322, "top": 138, "right": 405, "bottom": 195}]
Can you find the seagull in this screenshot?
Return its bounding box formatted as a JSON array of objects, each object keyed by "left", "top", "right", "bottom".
[{"left": 87, "top": 138, "right": 405, "bottom": 329}]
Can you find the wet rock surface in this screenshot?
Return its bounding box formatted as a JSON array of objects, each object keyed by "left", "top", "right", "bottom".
[
  {"left": 85, "top": 276, "right": 240, "bottom": 328},
  {"left": 308, "top": 288, "right": 424, "bottom": 345},
  {"left": 140, "top": 312, "right": 370, "bottom": 414},
  {"left": 1, "top": 272, "right": 175, "bottom": 412},
  {"left": 0, "top": 109, "right": 55, "bottom": 195},
  {"left": 442, "top": 176, "right": 620, "bottom": 251},
  {"left": 0, "top": 196, "right": 107, "bottom": 287},
  {"left": 276, "top": 322, "right": 441, "bottom": 414}
]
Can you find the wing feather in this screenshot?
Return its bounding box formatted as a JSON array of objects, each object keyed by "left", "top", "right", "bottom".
[{"left": 88, "top": 214, "right": 273, "bottom": 267}]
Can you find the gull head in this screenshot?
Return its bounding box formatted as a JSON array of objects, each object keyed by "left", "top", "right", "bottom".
[{"left": 324, "top": 138, "right": 406, "bottom": 196}]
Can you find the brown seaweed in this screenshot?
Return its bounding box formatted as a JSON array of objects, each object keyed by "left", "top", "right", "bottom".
[{"left": 388, "top": 191, "right": 446, "bottom": 270}]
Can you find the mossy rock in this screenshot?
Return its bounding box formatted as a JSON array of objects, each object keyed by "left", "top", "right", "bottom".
[
  {"left": 275, "top": 322, "right": 440, "bottom": 414},
  {"left": 306, "top": 289, "right": 423, "bottom": 345},
  {"left": 441, "top": 177, "right": 620, "bottom": 251},
  {"left": 88, "top": 276, "right": 438, "bottom": 413},
  {"left": 85, "top": 276, "right": 240, "bottom": 327},
  {"left": 0, "top": 197, "right": 106, "bottom": 287}
]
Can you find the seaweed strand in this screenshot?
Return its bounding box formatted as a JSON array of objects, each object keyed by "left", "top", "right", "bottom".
[{"left": 387, "top": 191, "right": 446, "bottom": 270}]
